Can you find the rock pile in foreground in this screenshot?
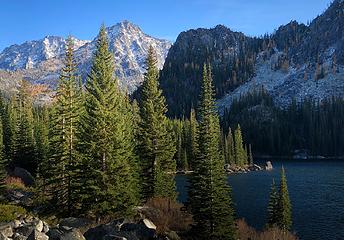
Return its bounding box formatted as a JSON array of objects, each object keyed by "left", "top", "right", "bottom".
[{"left": 0, "top": 216, "right": 163, "bottom": 240}]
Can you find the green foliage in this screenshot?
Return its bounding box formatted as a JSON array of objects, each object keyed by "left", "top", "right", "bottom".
[
  {"left": 138, "top": 46, "right": 176, "bottom": 200},
  {"left": 0, "top": 204, "right": 26, "bottom": 222},
  {"left": 222, "top": 89, "right": 344, "bottom": 157},
  {"left": 13, "top": 81, "right": 36, "bottom": 174},
  {"left": 78, "top": 25, "right": 139, "bottom": 218},
  {"left": 267, "top": 179, "right": 279, "bottom": 228},
  {"left": 234, "top": 124, "right": 248, "bottom": 166},
  {"left": 187, "top": 109, "right": 198, "bottom": 170},
  {"left": 277, "top": 167, "right": 292, "bottom": 230},
  {"left": 45, "top": 37, "right": 83, "bottom": 216},
  {"left": 188, "top": 64, "right": 236, "bottom": 240},
  {"left": 266, "top": 168, "right": 292, "bottom": 231},
  {"left": 0, "top": 119, "right": 6, "bottom": 191},
  {"left": 223, "top": 127, "right": 235, "bottom": 165}
]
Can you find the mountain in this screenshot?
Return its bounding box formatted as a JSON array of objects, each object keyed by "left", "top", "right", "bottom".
[
  {"left": 159, "top": 25, "right": 262, "bottom": 117},
  {"left": 219, "top": 0, "right": 344, "bottom": 111},
  {"left": 159, "top": 0, "right": 344, "bottom": 117},
  {"left": 0, "top": 21, "right": 172, "bottom": 94},
  {"left": 0, "top": 36, "right": 89, "bottom": 70}
]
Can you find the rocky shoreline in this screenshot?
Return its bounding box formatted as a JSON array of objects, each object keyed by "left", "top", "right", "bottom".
[{"left": 176, "top": 161, "right": 273, "bottom": 175}]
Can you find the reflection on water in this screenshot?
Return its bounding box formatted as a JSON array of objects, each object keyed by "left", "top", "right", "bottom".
[{"left": 175, "top": 159, "right": 344, "bottom": 240}]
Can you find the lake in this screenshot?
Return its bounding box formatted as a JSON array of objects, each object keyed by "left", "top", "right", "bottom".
[{"left": 175, "top": 159, "right": 344, "bottom": 240}]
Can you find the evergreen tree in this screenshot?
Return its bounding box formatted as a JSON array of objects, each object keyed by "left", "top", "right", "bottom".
[
  {"left": 248, "top": 144, "right": 254, "bottom": 166},
  {"left": 187, "top": 108, "right": 198, "bottom": 170},
  {"left": 13, "top": 80, "right": 36, "bottom": 174},
  {"left": 234, "top": 124, "right": 247, "bottom": 166},
  {"left": 46, "top": 37, "right": 83, "bottom": 215},
  {"left": 224, "top": 127, "right": 235, "bottom": 165},
  {"left": 78, "top": 25, "right": 138, "bottom": 218},
  {"left": 267, "top": 178, "right": 279, "bottom": 228},
  {"left": 138, "top": 46, "right": 176, "bottom": 200},
  {"left": 34, "top": 106, "right": 49, "bottom": 178},
  {"left": 188, "top": 64, "right": 236, "bottom": 240},
  {"left": 277, "top": 167, "right": 292, "bottom": 230},
  {"left": 0, "top": 119, "right": 6, "bottom": 192},
  {"left": 0, "top": 95, "right": 13, "bottom": 163}
]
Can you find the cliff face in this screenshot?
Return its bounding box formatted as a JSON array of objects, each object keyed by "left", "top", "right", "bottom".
[{"left": 159, "top": 0, "right": 344, "bottom": 116}]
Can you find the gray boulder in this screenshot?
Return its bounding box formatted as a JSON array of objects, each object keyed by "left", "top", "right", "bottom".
[
  {"left": 27, "top": 230, "right": 49, "bottom": 240},
  {"left": 0, "top": 224, "right": 13, "bottom": 238},
  {"left": 13, "top": 167, "right": 35, "bottom": 186},
  {"left": 59, "top": 229, "right": 85, "bottom": 240},
  {"left": 84, "top": 219, "right": 155, "bottom": 240},
  {"left": 47, "top": 228, "right": 64, "bottom": 240},
  {"left": 0, "top": 233, "right": 10, "bottom": 240},
  {"left": 59, "top": 217, "right": 92, "bottom": 229},
  {"left": 16, "top": 225, "right": 35, "bottom": 237},
  {"left": 265, "top": 161, "right": 273, "bottom": 170}
]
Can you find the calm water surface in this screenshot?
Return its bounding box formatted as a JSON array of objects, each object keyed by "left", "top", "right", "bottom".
[{"left": 175, "top": 159, "right": 344, "bottom": 240}]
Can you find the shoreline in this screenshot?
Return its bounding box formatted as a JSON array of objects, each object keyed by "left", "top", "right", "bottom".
[{"left": 254, "top": 155, "right": 344, "bottom": 160}]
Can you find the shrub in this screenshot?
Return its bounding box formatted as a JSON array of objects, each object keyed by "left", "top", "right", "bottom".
[
  {"left": 143, "top": 197, "right": 193, "bottom": 234},
  {"left": 5, "top": 176, "right": 26, "bottom": 189},
  {"left": 237, "top": 219, "right": 298, "bottom": 240},
  {"left": 0, "top": 204, "right": 26, "bottom": 222}
]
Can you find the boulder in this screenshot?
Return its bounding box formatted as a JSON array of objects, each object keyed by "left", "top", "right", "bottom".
[
  {"left": 16, "top": 225, "right": 35, "bottom": 237},
  {"left": 13, "top": 167, "right": 35, "bottom": 186},
  {"left": 59, "top": 217, "right": 92, "bottom": 229},
  {"left": 27, "top": 230, "right": 49, "bottom": 240},
  {"left": 13, "top": 233, "right": 27, "bottom": 240},
  {"left": 265, "top": 161, "right": 273, "bottom": 170},
  {"left": 42, "top": 223, "right": 49, "bottom": 233},
  {"left": 121, "top": 222, "right": 155, "bottom": 240},
  {"left": 0, "top": 233, "right": 10, "bottom": 240},
  {"left": 142, "top": 219, "right": 156, "bottom": 230},
  {"left": 59, "top": 229, "right": 85, "bottom": 240},
  {"left": 0, "top": 224, "right": 13, "bottom": 238},
  {"left": 47, "top": 228, "right": 63, "bottom": 240},
  {"left": 34, "top": 220, "right": 43, "bottom": 232},
  {"left": 84, "top": 219, "right": 155, "bottom": 240}
]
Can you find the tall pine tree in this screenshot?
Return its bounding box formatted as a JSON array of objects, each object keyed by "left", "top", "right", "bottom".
[
  {"left": 13, "top": 80, "right": 36, "bottom": 174},
  {"left": 46, "top": 37, "right": 83, "bottom": 216},
  {"left": 78, "top": 25, "right": 138, "bottom": 218},
  {"left": 188, "top": 64, "right": 236, "bottom": 240},
  {"left": 0, "top": 119, "right": 6, "bottom": 192},
  {"left": 224, "top": 127, "right": 235, "bottom": 165},
  {"left": 187, "top": 108, "right": 198, "bottom": 170},
  {"left": 267, "top": 178, "right": 279, "bottom": 228},
  {"left": 138, "top": 46, "right": 176, "bottom": 201},
  {"left": 277, "top": 167, "right": 292, "bottom": 230},
  {"left": 234, "top": 124, "right": 247, "bottom": 167}
]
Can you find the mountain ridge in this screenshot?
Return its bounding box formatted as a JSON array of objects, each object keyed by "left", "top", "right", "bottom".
[
  {"left": 158, "top": 0, "right": 344, "bottom": 117},
  {"left": 0, "top": 20, "right": 172, "bottom": 94}
]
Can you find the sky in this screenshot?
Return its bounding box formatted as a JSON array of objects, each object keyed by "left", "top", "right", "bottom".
[{"left": 0, "top": 0, "right": 333, "bottom": 51}]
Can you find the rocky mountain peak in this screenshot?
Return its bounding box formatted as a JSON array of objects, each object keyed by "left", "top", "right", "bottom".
[{"left": 0, "top": 20, "right": 172, "bottom": 94}]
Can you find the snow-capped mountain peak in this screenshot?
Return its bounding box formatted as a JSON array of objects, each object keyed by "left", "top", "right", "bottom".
[
  {"left": 0, "top": 20, "right": 172, "bottom": 93},
  {"left": 0, "top": 35, "right": 89, "bottom": 70}
]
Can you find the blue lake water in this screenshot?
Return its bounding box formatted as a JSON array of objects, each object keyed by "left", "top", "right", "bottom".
[{"left": 175, "top": 159, "right": 344, "bottom": 240}]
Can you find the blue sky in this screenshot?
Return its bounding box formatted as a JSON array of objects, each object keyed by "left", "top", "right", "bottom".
[{"left": 0, "top": 0, "right": 333, "bottom": 51}]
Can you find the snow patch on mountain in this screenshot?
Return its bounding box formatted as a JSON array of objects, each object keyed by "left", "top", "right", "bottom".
[
  {"left": 0, "top": 36, "right": 89, "bottom": 70},
  {"left": 218, "top": 50, "right": 344, "bottom": 112},
  {"left": 0, "top": 21, "right": 171, "bottom": 93}
]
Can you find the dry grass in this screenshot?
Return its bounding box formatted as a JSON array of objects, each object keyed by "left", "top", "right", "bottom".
[
  {"left": 237, "top": 219, "right": 298, "bottom": 240},
  {"left": 143, "top": 197, "right": 193, "bottom": 234},
  {"left": 5, "top": 176, "right": 26, "bottom": 189}
]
